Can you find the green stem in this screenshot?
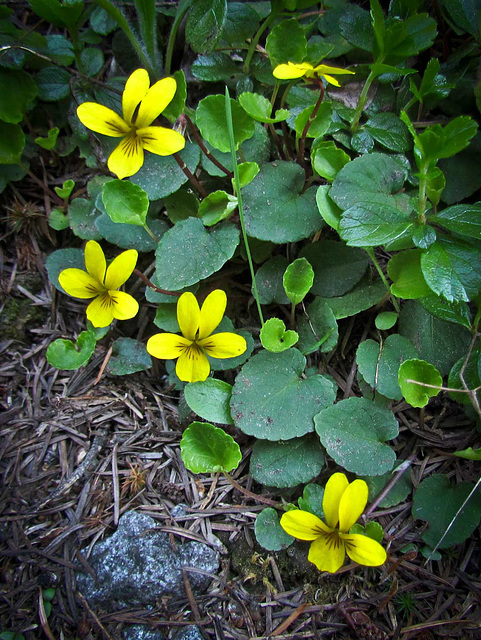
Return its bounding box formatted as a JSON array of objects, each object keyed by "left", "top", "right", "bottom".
[
  {"left": 143, "top": 221, "right": 159, "bottom": 242},
  {"left": 164, "top": 1, "right": 191, "bottom": 76},
  {"left": 297, "top": 80, "right": 324, "bottom": 169},
  {"left": 290, "top": 303, "right": 296, "bottom": 330},
  {"left": 92, "top": 0, "right": 155, "bottom": 77},
  {"left": 225, "top": 88, "right": 264, "bottom": 327},
  {"left": 365, "top": 247, "right": 400, "bottom": 313},
  {"left": 417, "top": 162, "right": 428, "bottom": 224},
  {"left": 243, "top": 9, "right": 279, "bottom": 75},
  {"left": 351, "top": 69, "right": 377, "bottom": 132}
]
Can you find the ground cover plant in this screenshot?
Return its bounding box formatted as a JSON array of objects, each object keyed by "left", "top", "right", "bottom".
[{"left": 1, "top": 0, "right": 481, "bottom": 638}]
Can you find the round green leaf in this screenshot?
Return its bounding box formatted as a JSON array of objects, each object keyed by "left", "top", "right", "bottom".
[
  {"left": 154, "top": 218, "right": 239, "bottom": 290},
  {"left": 234, "top": 161, "right": 259, "bottom": 189},
  {"left": 238, "top": 92, "right": 290, "bottom": 124},
  {"left": 326, "top": 278, "right": 387, "bottom": 319},
  {"left": 447, "top": 349, "right": 481, "bottom": 406},
  {"left": 196, "top": 94, "right": 255, "bottom": 152},
  {"left": 95, "top": 213, "right": 167, "bottom": 251},
  {"left": 398, "top": 358, "right": 442, "bottom": 408},
  {"left": 45, "top": 248, "right": 85, "bottom": 293},
  {"left": 294, "top": 103, "right": 333, "bottom": 139},
  {"left": 80, "top": 47, "right": 104, "bottom": 76},
  {"left": 153, "top": 303, "right": 179, "bottom": 332},
  {"left": 316, "top": 185, "right": 342, "bottom": 231},
  {"left": 312, "top": 141, "right": 350, "bottom": 182},
  {"left": 46, "top": 331, "right": 96, "bottom": 370},
  {"left": 375, "top": 312, "right": 398, "bottom": 331},
  {"left": 68, "top": 198, "right": 102, "bottom": 240},
  {"left": 0, "top": 121, "right": 25, "bottom": 164},
  {"left": 198, "top": 190, "right": 238, "bottom": 226},
  {"left": 255, "top": 255, "right": 290, "bottom": 305},
  {"left": 297, "top": 297, "right": 338, "bottom": 355},
  {"left": 185, "top": 0, "right": 227, "bottom": 54},
  {"left": 230, "top": 348, "right": 336, "bottom": 441},
  {"left": 192, "top": 52, "right": 239, "bottom": 82},
  {"left": 387, "top": 250, "right": 432, "bottom": 299},
  {"left": 254, "top": 508, "right": 294, "bottom": 552},
  {"left": 250, "top": 435, "right": 325, "bottom": 489},
  {"left": 364, "top": 113, "right": 411, "bottom": 152},
  {"left": 300, "top": 239, "right": 368, "bottom": 297},
  {"left": 419, "top": 295, "right": 471, "bottom": 330},
  {"left": 357, "top": 334, "right": 418, "bottom": 401},
  {"left": 260, "top": 317, "right": 298, "bottom": 353},
  {"left": 0, "top": 69, "right": 37, "bottom": 124},
  {"left": 35, "top": 67, "right": 71, "bottom": 101},
  {"left": 106, "top": 338, "right": 152, "bottom": 376},
  {"left": 314, "top": 397, "right": 399, "bottom": 476},
  {"left": 265, "top": 18, "right": 307, "bottom": 66},
  {"left": 283, "top": 257, "right": 314, "bottom": 306},
  {"left": 102, "top": 180, "right": 149, "bottom": 226},
  {"left": 242, "top": 162, "right": 321, "bottom": 243},
  {"left": 340, "top": 200, "right": 416, "bottom": 248},
  {"left": 131, "top": 142, "right": 200, "bottom": 200},
  {"left": 297, "top": 483, "right": 324, "bottom": 517},
  {"left": 412, "top": 474, "right": 481, "bottom": 549},
  {"left": 180, "top": 422, "right": 241, "bottom": 473},
  {"left": 184, "top": 378, "right": 234, "bottom": 425}
]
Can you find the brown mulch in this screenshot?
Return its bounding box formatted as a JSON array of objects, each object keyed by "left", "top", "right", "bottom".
[{"left": 1, "top": 240, "right": 481, "bottom": 640}]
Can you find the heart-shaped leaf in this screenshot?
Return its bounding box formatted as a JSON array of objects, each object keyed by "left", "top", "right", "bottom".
[
  {"left": 46, "top": 331, "right": 97, "bottom": 370},
  {"left": 283, "top": 258, "right": 314, "bottom": 306},
  {"left": 102, "top": 180, "right": 149, "bottom": 226},
  {"left": 180, "top": 421, "right": 241, "bottom": 473},
  {"left": 184, "top": 378, "right": 233, "bottom": 424},
  {"left": 398, "top": 358, "right": 442, "bottom": 408},
  {"left": 260, "top": 317, "right": 298, "bottom": 353},
  {"left": 254, "top": 508, "right": 294, "bottom": 552}
]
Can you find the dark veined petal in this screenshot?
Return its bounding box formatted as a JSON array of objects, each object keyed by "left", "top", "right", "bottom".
[
  {"left": 308, "top": 531, "right": 346, "bottom": 573},
  {"left": 197, "top": 332, "right": 246, "bottom": 359},
  {"left": 176, "top": 343, "right": 210, "bottom": 382},
  {"left": 107, "top": 134, "right": 144, "bottom": 180},
  {"left": 122, "top": 68, "right": 150, "bottom": 126},
  {"left": 109, "top": 291, "right": 139, "bottom": 320},
  {"left": 137, "top": 126, "right": 186, "bottom": 156},
  {"left": 104, "top": 249, "right": 138, "bottom": 290},
  {"left": 323, "top": 472, "right": 349, "bottom": 530},
  {"left": 135, "top": 76, "right": 177, "bottom": 128},
  {"left": 147, "top": 332, "right": 192, "bottom": 360},
  {"left": 58, "top": 268, "right": 101, "bottom": 299},
  {"left": 341, "top": 533, "right": 387, "bottom": 567},
  {"left": 86, "top": 292, "right": 115, "bottom": 327},
  {"left": 280, "top": 509, "right": 330, "bottom": 541},
  {"left": 198, "top": 289, "right": 227, "bottom": 339},
  {"left": 77, "top": 103, "right": 130, "bottom": 137}
]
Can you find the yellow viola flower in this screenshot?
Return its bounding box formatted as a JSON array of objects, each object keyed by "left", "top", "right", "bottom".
[
  {"left": 147, "top": 289, "right": 247, "bottom": 383},
  {"left": 58, "top": 240, "right": 139, "bottom": 328},
  {"left": 280, "top": 472, "right": 387, "bottom": 573},
  {"left": 77, "top": 68, "right": 186, "bottom": 179},
  {"left": 273, "top": 61, "right": 355, "bottom": 87}
]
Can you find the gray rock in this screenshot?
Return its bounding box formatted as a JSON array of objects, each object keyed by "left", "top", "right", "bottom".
[
  {"left": 172, "top": 625, "right": 204, "bottom": 640},
  {"left": 76, "top": 511, "right": 219, "bottom": 609},
  {"left": 123, "top": 625, "right": 165, "bottom": 640}
]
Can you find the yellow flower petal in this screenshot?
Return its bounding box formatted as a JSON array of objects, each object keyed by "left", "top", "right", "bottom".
[
  {"left": 273, "top": 62, "right": 311, "bottom": 80},
  {"left": 176, "top": 343, "right": 210, "bottom": 382},
  {"left": 84, "top": 240, "right": 106, "bottom": 284},
  {"left": 104, "top": 249, "right": 138, "bottom": 290},
  {"left": 314, "top": 64, "right": 355, "bottom": 76},
  {"left": 197, "top": 332, "right": 247, "bottom": 359},
  {"left": 107, "top": 134, "right": 144, "bottom": 180},
  {"left": 109, "top": 291, "right": 139, "bottom": 320},
  {"left": 308, "top": 532, "right": 346, "bottom": 573},
  {"left": 198, "top": 289, "right": 227, "bottom": 339},
  {"left": 135, "top": 76, "right": 177, "bottom": 128},
  {"left": 86, "top": 292, "right": 115, "bottom": 327},
  {"left": 122, "top": 68, "right": 150, "bottom": 126},
  {"left": 77, "top": 103, "right": 130, "bottom": 137},
  {"left": 177, "top": 292, "right": 200, "bottom": 341},
  {"left": 58, "top": 268, "right": 101, "bottom": 299},
  {"left": 147, "top": 332, "right": 192, "bottom": 360},
  {"left": 280, "top": 510, "right": 329, "bottom": 541},
  {"left": 321, "top": 74, "right": 341, "bottom": 87},
  {"left": 338, "top": 479, "right": 368, "bottom": 532},
  {"left": 323, "top": 472, "right": 349, "bottom": 529},
  {"left": 341, "top": 533, "right": 387, "bottom": 567},
  {"left": 137, "top": 126, "right": 186, "bottom": 156}
]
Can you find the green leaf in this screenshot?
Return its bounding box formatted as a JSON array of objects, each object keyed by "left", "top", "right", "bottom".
[
  {"left": 412, "top": 474, "right": 481, "bottom": 549},
  {"left": 0, "top": 121, "right": 25, "bottom": 164},
  {"left": 80, "top": 47, "right": 104, "bottom": 76},
  {"left": 90, "top": 5, "right": 118, "bottom": 34},
  {"left": 260, "top": 317, "right": 299, "bottom": 353},
  {"left": 198, "top": 190, "right": 237, "bottom": 226},
  {"left": 364, "top": 113, "right": 411, "bottom": 152},
  {"left": 68, "top": 198, "right": 102, "bottom": 240},
  {"left": 357, "top": 334, "right": 418, "bottom": 400},
  {"left": 297, "top": 297, "right": 338, "bottom": 355},
  {"left": 425, "top": 168, "right": 445, "bottom": 208},
  {"left": 433, "top": 203, "right": 481, "bottom": 240},
  {"left": 326, "top": 278, "right": 387, "bottom": 319},
  {"left": 55, "top": 179, "right": 75, "bottom": 199},
  {"left": 440, "top": 133, "right": 481, "bottom": 205},
  {"left": 447, "top": 349, "right": 481, "bottom": 406},
  {"left": 131, "top": 142, "right": 200, "bottom": 200},
  {"left": 340, "top": 201, "right": 416, "bottom": 248},
  {"left": 239, "top": 92, "right": 289, "bottom": 124},
  {"left": 362, "top": 465, "right": 412, "bottom": 508},
  {"left": 418, "top": 116, "right": 478, "bottom": 166},
  {"left": 375, "top": 311, "right": 398, "bottom": 331},
  {"left": 242, "top": 162, "right": 321, "bottom": 243},
  {"left": 300, "top": 240, "right": 368, "bottom": 297},
  {"left": 398, "top": 358, "right": 443, "bottom": 407},
  {"left": 35, "top": 127, "right": 60, "bottom": 150},
  {"left": 283, "top": 258, "right": 314, "bottom": 306},
  {"left": 163, "top": 187, "right": 199, "bottom": 223},
  {"left": 208, "top": 324, "right": 254, "bottom": 372},
  {"left": 221, "top": 2, "right": 259, "bottom": 46},
  {"left": 106, "top": 338, "right": 152, "bottom": 375},
  {"left": 95, "top": 213, "right": 167, "bottom": 251},
  {"left": 29, "top": 0, "right": 83, "bottom": 28},
  {"left": 418, "top": 295, "right": 471, "bottom": 330},
  {"left": 46, "top": 248, "right": 85, "bottom": 293},
  {"left": 154, "top": 217, "right": 239, "bottom": 290},
  {"left": 339, "top": 4, "right": 373, "bottom": 51},
  {"left": 0, "top": 68, "right": 37, "bottom": 123},
  {"left": 196, "top": 94, "right": 255, "bottom": 152},
  {"left": 412, "top": 224, "right": 437, "bottom": 249},
  {"left": 421, "top": 237, "right": 481, "bottom": 302},
  {"left": 254, "top": 508, "right": 294, "bottom": 551},
  {"left": 46, "top": 331, "right": 96, "bottom": 370},
  {"left": 44, "top": 34, "right": 75, "bottom": 65},
  {"left": 35, "top": 67, "right": 70, "bottom": 101},
  {"left": 255, "top": 255, "right": 290, "bottom": 305},
  {"left": 102, "top": 180, "right": 149, "bottom": 226},
  {"left": 49, "top": 208, "right": 70, "bottom": 231},
  {"left": 387, "top": 249, "right": 432, "bottom": 299},
  {"left": 265, "top": 17, "right": 307, "bottom": 66},
  {"left": 184, "top": 378, "right": 233, "bottom": 424},
  {"left": 185, "top": 0, "right": 227, "bottom": 53},
  {"left": 297, "top": 483, "right": 324, "bottom": 517},
  {"left": 438, "top": 0, "right": 481, "bottom": 37},
  {"left": 314, "top": 397, "right": 399, "bottom": 476},
  {"left": 398, "top": 300, "right": 471, "bottom": 376},
  {"left": 330, "top": 153, "right": 408, "bottom": 212},
  {"left": 191, "top": 52, "right": 239, "bottom": 82},
  {"left": 311, "top": 141, "right": 350, "bottom": 182},
  {"left": 180, "top": 421, "right": 241, "bottom": 473},
  {"left": 162, "top": 69, "right": 187, "bottom": 122},
  {"left": 383, "top": 12, "right": 437, "bottom": 62},
  {"left": 293, "top": 103, "right": 333, "bottom": 139},
  {"left": 350, "top": 521, "right": 384, "bottom": 543},
  {"left": 231, "top": 349, "right": 336, "bottom": 440},
  {"left": 250, "top": 435, "right": 325, "bottom": 489},
  {"left": 316, "top": 185, "right": 342, "bottom": 231},
  {"left": 453, "top": 447, "right": 481, "bottom": 461},
  {"left": 234, "top": 162, "right": 259, "bottom": 189}
]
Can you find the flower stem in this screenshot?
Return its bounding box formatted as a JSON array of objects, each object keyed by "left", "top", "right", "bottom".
[
  {"left": 143, "top": 222, "right": 159, "bottom": 243},
  {"left": 172, "top": 152, "right": 208, "bottom": 198},
  {"left": 133, "top": 269, "right": 181, "bottom": 296},
  {"left": 164, "top": 1, "right": 191, "bottom": 76},
  {"left": 350, "top": 69, "right": 377, "bottom": 132},
  {"left": 243, "top": 9, "right": 279, "bottom": 75},
  {"left": 225, "top": 88, "right": 264, "bottom": 327},
  {"left": 184, "top": 114, "right": 233, "bottom": 177},
  {"left": 297, "top": 80, "right": 324, "bottom": 169},
  {"left": 365, "top": 247, "right": 400, "bottom": 313},
  {"left": 224, "top": 472, "right": 278, "bottom": 507}
]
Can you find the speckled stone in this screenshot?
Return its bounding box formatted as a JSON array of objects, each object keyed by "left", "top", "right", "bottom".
[
  {"left": 172, "top": 625, "right": 204, "bottom": 640},
  {"left": 122, "top": 625, "right": 165, "bottom": 640},
  {"left": 76, "top": 510, "right": 219, "bottom": 609}
]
